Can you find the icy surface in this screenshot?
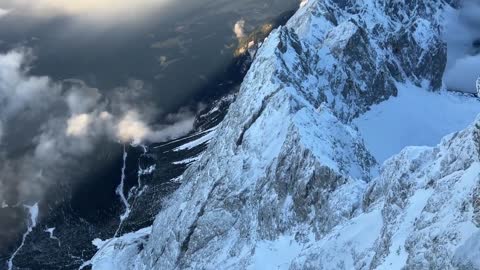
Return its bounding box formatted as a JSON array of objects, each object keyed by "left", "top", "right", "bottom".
[
  {"left": 354, "top": 83, "right": 480, "bottom": 163},
  {"left": 87, "top": 227, "right": 151, "bottom": 270}
]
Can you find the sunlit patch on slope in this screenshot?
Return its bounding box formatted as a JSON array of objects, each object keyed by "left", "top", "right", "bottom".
[
  {"left": 173, "top": 129, "right": 216, "bottom": 152},
  {"left": 172, "top": 155, "right": 203, "bottom": 165}
]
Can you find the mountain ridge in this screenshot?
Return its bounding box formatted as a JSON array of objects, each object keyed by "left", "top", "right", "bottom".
[{"left": 89, "top": 0, "right": 480, "bottom": 269}]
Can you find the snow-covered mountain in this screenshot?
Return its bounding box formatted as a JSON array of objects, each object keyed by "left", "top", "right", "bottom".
[{"left": 88, "top": 0, "right": 480, "bottom": 269}]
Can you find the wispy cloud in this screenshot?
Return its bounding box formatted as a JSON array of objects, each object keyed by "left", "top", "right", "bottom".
[
  {"left": 0, "top": 49, "right": 195, "bottom": 204},
  {"left": 0, "top": 8, "right": 10, "bottom": 17},
  {"left": 3, "top": 0, "right": 171, "bottom": 24},
  {"left": 444, "top": 0, "right": 480, "bottom": 93}
]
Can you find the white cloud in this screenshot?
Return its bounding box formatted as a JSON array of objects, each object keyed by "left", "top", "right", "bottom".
[
  {"left": 0, "top": 49, "right": 60, "bottom": 119},
  {"left": 66, "top": 85, "right": 101, "bottom": 114},
  {"left": 99, "top": 111, "right": 113, "bottom": 120},
  {"left": 115, "top": 111, "right": 151, "bottom": 145},
  {"left": 444, "top": 54, "right": 480, "bottom": 93},
  {"left": 234, "top": 20, "right": 246, "bottom": 39},
  {"left": 444, "top": 0, "right": 480, "bottom": 93},
  {"left": 66, "top": 114, "right": 92, "bottom": 137},
  {"left": 5, "top": 0, "right": 171, "bottom": 23},
  {"left": 114, "top": 109, "right": 195, "bottom": 145},
  {"left": 0, "top": 8, "right": 10, "bottom": 18},
  {"left": 148, "top": 116, "right": 195, "bottom": 142}
]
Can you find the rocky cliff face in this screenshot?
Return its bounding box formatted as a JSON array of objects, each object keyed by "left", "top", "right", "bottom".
[
  {"left": 89, "top": 0, "right": 480, "bottom": 269},
  {"left": 289, "top": 118, "right": 480, "bottom": 269}
]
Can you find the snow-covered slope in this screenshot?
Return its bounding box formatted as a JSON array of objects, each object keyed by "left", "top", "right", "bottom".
[
  {"left": 354, "top": 82, "right": 480, "bottom": 163},
  {"left": 89, "top": 0, "right": 480, "bottom": 269},
  {"left": 291, "top": 117, "right": 480, "bottom": 269}
]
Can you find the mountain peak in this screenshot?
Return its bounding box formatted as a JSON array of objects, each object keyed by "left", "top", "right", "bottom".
[{"left": 87, "top": 1, "right": 480, "bottom": 269}]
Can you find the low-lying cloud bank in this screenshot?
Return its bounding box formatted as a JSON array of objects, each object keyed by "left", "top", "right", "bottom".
[
  {"left": 1, "top": 0, "right": 171, "bottom": 23},
  {"left": 0, "top": 49, "right": 196, "bottom": 205},
  {"left": 0, "top": 8, "right": 9, "bottom": 17},
  {"left": 444, "top": 0, "right": 480, "bottom": 93}
]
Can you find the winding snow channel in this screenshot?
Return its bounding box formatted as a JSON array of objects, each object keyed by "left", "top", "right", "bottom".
[
  {"left": 45, "top": 227, "right": 61, "bottom": 247},
  {"left": 7, "top": 203, "right": 39, "bottom": 270},
  {"left": 137, "top": 146, "right": 147, "bottom": 187},
  {"left": 80, "top": 145, "right": 153, "bottom": 269},
  {"left": 114, "top": 145, "right": 131, "bottom": 237}
]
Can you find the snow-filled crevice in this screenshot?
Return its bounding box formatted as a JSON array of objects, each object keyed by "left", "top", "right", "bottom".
[
  {"left": 114, "top": 145, "right": 130, "bottom": 237},
  {"left": 236, "top": 88, "right": 282, "bottom": 146},
  {"left": 7, "top": 203, "right": 39, "bottom": 270},
  {"left": 44, "top": 227, "right": 61, "bottom": 247},
  {"left": 475, "top": 122, "right": 480, "bottom": 155},
  {"left": 176, "top": 181, "right": 221, "bottom": 266},
  {"left": 134, "top": 145, "right": 151, "bottom": 196},
  {"left": 115, "top": 144, "right": 154, "bottom": 236},
  {"left": 81, "top": 144, "right": 154, "bottom": 270},
  {"left": 277, "top": 28, "right": 303, "bottom": 56}
]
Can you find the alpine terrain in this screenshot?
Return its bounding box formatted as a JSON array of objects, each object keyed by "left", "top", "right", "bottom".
[{"left": 85, "top": 0, "right": 480, "bottom": 269}]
